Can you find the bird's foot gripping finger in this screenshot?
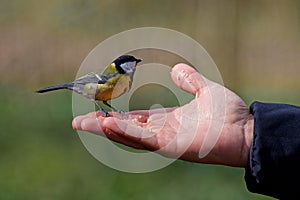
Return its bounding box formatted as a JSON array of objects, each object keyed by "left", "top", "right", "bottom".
[
  {"left": 97, "top": 109, "right": 110, "bottom": 117},
  {"left": 91, "top": 100, "right": 110, "bottom": 117}
]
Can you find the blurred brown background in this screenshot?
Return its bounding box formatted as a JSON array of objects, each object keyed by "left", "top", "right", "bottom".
[
  {"left": 1, "top": 0, "right": 299, "bottom": 199},
  {"left": 1, "top": 0, "right": 300, "bottom": 103}
]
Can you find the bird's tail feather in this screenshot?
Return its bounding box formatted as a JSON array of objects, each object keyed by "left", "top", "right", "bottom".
[{"left": 36, "top": 83, "right": 74, "bottom": 93}]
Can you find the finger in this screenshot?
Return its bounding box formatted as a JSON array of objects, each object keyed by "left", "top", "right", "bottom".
[
  {"left": 128, "top": 107, "right": 176, "bottom": 116},
  {"left": 171, "top": 63, "right": 208, "bottom": 96},
  {"left": 103, "top": 118, "right": 147, "bottom": 140},
  {"left": 126, "top": 107, "right": 176, "bottom": 124},
  {"left": 80, "top": 117, "right": 104, "bottom": 135},
  {"left": 103, "top": 128, "right": 146, "bottom": 150},
  {"left": 78, "top": 117, "right": 146, "bottom": 149},
  {"left": 102, "top": 118, "right": 159, "bottom": 150},
  {"left": 72, "top": 112, "right": 98, "bottom": 130}
]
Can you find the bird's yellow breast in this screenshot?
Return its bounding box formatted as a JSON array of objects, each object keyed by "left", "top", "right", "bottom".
[{"left": 94, "top": 74, "right": 131, "bottom": 101}]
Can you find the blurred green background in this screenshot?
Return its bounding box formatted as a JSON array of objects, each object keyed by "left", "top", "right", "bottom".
[{"left": 1, "top": 0, "right": 300, "bottom": 199}]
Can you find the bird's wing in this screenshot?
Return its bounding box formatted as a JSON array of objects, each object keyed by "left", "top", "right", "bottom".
[{"left": 73, "top": 72, "right": 109, "bottom": 85}]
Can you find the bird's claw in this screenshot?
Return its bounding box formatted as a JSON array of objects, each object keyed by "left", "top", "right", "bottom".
[{"left": 97, "top": 109, "right": 110, "bottom": 117}]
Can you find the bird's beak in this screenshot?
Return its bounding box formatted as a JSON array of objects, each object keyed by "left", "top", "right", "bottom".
[{"left": 136, "top": 58, "right": 142, "bottom": 63}]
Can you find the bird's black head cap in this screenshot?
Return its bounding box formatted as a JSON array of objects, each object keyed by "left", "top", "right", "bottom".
[{"left": 113, "top": 55, "right": 142, "bottom": 74}]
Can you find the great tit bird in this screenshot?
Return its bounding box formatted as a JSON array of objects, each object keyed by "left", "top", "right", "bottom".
[{"left": 37, "top": 55, "right": 142, "bottom": 116}]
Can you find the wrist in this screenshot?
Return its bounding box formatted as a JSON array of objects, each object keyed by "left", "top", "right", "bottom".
[{"left": 242, "top": 115, "right": 254, "bottom": 167}]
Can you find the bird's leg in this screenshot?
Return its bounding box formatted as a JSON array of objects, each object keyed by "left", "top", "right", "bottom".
[
  {"left": 91, "top": 100, "right": 109, "bottom": 117},
  {"left": 103, "top": 101, "right": 123, "bottom": 113}
]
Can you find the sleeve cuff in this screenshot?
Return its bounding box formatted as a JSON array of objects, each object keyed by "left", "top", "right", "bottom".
[{"left": 245, "top": 101, "right": 300, "bottom": 199}]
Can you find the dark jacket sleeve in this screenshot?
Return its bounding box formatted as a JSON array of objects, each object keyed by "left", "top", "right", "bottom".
[{"left": 245, "top": 102, "right": 300, "bottom": 199}]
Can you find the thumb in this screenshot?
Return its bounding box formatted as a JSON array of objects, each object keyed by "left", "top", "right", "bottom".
[{"left": 171, "top": 63, "right": 207, "bottom": 96}]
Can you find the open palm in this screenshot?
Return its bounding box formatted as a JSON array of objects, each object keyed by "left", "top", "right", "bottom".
[{"left": 72, "top": 64, "right": 253, "bottom": 167}]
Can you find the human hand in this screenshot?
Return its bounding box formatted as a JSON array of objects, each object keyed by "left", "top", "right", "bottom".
[{"left": 72, "top": 64, "right": 254, "bottom": 167}]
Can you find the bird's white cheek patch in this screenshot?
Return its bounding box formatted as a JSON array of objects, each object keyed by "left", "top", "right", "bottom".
[{"left": 121, "top": 61, "right": 136, "bottom": 73}]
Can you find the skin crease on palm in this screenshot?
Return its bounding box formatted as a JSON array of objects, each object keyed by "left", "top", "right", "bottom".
[{"left": 72, "top": 63, "right": 254, "bottom": 168}]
